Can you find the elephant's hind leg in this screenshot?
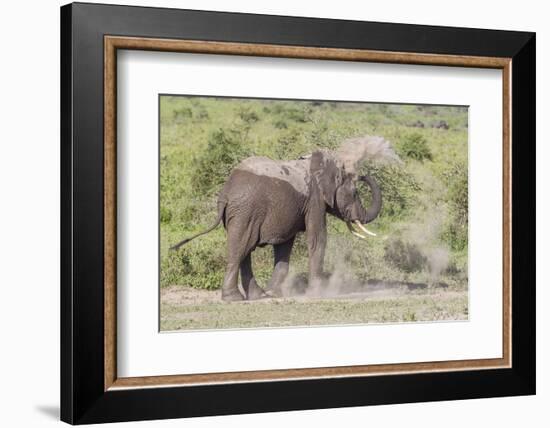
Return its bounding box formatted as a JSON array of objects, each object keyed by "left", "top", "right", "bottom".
[
  {"left": 240, "top": 254, "right": 266, "bottom": 300},
  {"left": 266, "top": 238, "right": 295, "bottom": 297},
  {"left": 221, "top": 261, "right": 244, "bottom": 302},
  {"left": 221, "top": 221, "right": 260, "bottom": 302}
]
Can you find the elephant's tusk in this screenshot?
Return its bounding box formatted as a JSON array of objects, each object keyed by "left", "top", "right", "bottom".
[
  {"left": 350, "top": 230, "right": 369, "bottom": 240},
  {"left": 354, "top": 220, "right": 377, "bottom": 237},
  {"left": 346, "top": 222, "right": 368, "bottom": 240}
]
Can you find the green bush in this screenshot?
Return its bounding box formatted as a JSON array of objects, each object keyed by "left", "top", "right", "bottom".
[
  {"left": 173, "top": 107, "right": 193, "bottom": 122},
  {"left": 441, "top": 161, "right": 468, "bottom": 251},
  {"left": 160, "top": 206, "right": 172, "bottom": 224},
  {"left": 191, "top": 127, "right": 251, "bottom": 195},
  {"left": 162, "top": 233, "right": 227, "bottom": 289},
  {"left": 282, "top": 106, "right": 311, "bottom": 123},
  {"left": 274, "top": 130, "right": 300, "bottom": 159},
  {"left": 399, "top": 133, "right": 433, "bottom": 161},
  {"left": 360, "top": 162, "right": 420, "bottom": 220},
  {"left": 238, "top": 106, "right": 260, "bottom": 124},
  {"left": 384, "top": 238, "right": 427, "bottom": 273},
  {"left": 273, "top": 119, "right": 288, "bottom": 129},
  {"left": 195, "top": 108, "right": 209, "bottom": 121}
]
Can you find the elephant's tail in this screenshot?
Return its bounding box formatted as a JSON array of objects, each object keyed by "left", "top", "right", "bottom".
[{"left": 170, "top": 201, "right": 226, "bottom": 251}]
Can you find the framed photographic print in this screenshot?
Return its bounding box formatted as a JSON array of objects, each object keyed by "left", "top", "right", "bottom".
[{"left": 60, "top": 2, "right": 536, "bottom": 424}]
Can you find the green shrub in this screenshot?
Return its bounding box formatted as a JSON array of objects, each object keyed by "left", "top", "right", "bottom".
[
  {"left": 174, "top": 107, "right": 193, "bottom": 122},
  {"left": 160, "top": 206, "right": 172, "bottom": 224},
  {"left": 238, "top": 106, "right": 260, "bottom": 124},
  {"left": 273, "top": 119, "right": 288, "bottom": 129},
  {"left": 399, "top": 133, "right": 433, "bottom": 161},
  {"left": 442, "top": 222, "right": 468, "bottom": 253},
  {"left": 441, "top": 161, "right": 468, "bottom": 251},
  {"left": 195, "top": 108, "right": 210, "bottom": 121},
  {"left": 307, "top": 120, "right": 330, "bottom": 147},
  {"left": 360, "top": 162, "right": 420, "bottom": 220},
  {"left": 282, "top": 106, "right": 310, "bottom": 123},
  {"left": 274, "top": 131, "right": 299, "bottom": 159},
  {"left": 384, "top": 238, "right": 427, "bottom": 273},
  {"left": 269, "top": 103, "right": 285, "bottom": 114},
  {"left": 191, "top": 127, "right": 251, "bottom": 195},
  {"left": 162, "top": 233, "right": 227, "bottom": 289}
]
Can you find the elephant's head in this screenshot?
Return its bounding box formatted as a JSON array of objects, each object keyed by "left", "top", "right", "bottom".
[{"left": 310, "top": 148, "right": 382, "bottom": 239}]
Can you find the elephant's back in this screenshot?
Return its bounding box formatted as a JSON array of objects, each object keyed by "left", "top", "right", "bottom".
[
  {"left": 221, "top": 160, "right": 308, "bottom": 245},
  {"left": 235, "top": 156, "right": 309, "bottom": 196}
]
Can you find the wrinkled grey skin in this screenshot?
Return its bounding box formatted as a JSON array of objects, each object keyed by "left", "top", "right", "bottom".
[{"left": 171, "top": 150, "right": 382, "bottom": 301}]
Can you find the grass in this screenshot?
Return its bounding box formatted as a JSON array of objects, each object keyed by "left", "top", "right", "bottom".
[{"left": 160, "top": 285, "right": 468, "bottom": 331}]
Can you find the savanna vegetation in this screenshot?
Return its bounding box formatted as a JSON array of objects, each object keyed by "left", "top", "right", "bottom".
[{"left": 159, "top": 96, "right": 469, "bottom": 330}]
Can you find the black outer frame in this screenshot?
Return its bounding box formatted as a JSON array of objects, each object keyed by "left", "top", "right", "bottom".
[{"left": 60, "top": 2, "right": 535, "bottom": 424}]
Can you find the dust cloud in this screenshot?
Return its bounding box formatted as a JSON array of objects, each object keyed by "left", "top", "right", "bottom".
[
  {"left": 279, "top": 136, "right": 451, "bottom": 299},
  {"left": 279, "top": 209, "right": 451, "bottom": 300},
  {"left": 405, "top": 204, "right": 450, "bottom": 284},
  {"left": 336, "top": 136, "right": 401, "bottom": 173}
]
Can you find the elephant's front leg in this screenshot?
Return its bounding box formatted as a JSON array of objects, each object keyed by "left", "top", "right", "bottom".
[
  {"left": 266, "top": 237, "right": 295, "bottom": 297},
  {"left": 306, "top": 212, "right": 327, "bottom": 289}
]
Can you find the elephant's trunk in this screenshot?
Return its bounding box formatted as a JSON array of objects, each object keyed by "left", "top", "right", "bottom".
[{"left": 358, "top": 174, "right": 382, "bottom": 224}]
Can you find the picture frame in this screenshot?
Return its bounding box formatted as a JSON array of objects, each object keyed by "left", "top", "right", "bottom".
[{"left": 60, "top": 2, "right": 535, "bottom": 424}]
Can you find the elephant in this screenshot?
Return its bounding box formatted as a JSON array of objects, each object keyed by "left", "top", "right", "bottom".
[{"left": 171, "top": 136, "right": 390, "bottom": 301}]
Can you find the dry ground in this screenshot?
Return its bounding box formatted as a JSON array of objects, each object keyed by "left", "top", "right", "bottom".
[{"left": 160, "top": 282, "right": 468, "bottom": 331}]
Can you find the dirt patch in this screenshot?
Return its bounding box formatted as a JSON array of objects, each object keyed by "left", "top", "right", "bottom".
[
  {"left": 161, "top": 286, "right": 221, "bottom": 305},
  {"left": 160, "top": 283, "right": 468, "bottom": 331},
  {"left": 161, "top": 279, "right": 454, "bottom": 305}
]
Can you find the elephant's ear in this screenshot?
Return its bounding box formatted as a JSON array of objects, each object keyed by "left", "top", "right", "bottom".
[{"left": 310, "top": 150, "right": 341, "bottom": 208}]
